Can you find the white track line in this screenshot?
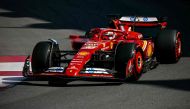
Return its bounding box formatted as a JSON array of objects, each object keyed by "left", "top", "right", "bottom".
[
  {"left": 0, "top": 62, "right": 25, "bottom": 71},
  {"left": 0, "top": 62, "right": 29, "bottom": 88}
]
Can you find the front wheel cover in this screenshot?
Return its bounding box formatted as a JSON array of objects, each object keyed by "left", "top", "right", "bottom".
[
  {"left": 175, "top": 36, "right": 182, "bottom": 61},
  {"left": 125, "top": 50, "right": 143, "bottom": 81}
]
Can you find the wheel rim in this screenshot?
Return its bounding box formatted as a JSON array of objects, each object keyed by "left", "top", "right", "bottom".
[
  {"left": 175, "top": 37, "right": 181, "bottom": 59},
  {"left": 135, "top": 52, "right": 143, "bottom": 74},
  {"left": 125, "top": 59, "right": 134, "bottom": 77},
  {"left": 125, "top": 51, "right": 143, "bottom": 78}
]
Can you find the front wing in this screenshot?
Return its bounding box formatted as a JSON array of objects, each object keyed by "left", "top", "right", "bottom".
[{"left": 22, "top": 56, "right": 117, "bottom": 80}]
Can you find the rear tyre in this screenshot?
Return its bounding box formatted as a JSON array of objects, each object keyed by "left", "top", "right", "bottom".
[
  {"left": 115, "top": 43, "right": 143, "bottom": 81},
  {"left": 32, "top": 41, "right": 60, "bottom": 73},
  {"left": 155, "top": 30, "right": 181, "bottom": 63}
]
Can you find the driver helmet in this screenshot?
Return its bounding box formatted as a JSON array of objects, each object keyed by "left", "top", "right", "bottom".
[{"left": 103, "top": 31, "right": 116, "bottom": 40}]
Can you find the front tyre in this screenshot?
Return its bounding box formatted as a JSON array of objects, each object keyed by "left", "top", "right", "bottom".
[
  {"left": 32, "top": 41, "right": 60, "bottom": 73},
  {"left": 115, "top": 43, "right": 143, "bottom": 81},
  {"left": 125, "top": 50, "right": 143, "bottom": 81}
]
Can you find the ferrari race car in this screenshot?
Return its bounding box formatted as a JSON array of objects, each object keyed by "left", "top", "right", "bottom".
[{"left": 23, "top": 15, "right": 182, "bottom": 84}]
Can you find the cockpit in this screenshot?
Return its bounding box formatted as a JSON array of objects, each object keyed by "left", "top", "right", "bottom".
[{"left": 101, "top": 31, "right": 116, "bottom": 40}]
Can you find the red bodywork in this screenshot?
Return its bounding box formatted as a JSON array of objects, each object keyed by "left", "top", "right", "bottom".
[{"left": 25, "top": 16, "right": 167, "bottom": 79}]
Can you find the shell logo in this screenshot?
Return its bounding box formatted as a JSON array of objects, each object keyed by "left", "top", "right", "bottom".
[{"left": 78, "top": 51, "right": 89, "bottom": 56}]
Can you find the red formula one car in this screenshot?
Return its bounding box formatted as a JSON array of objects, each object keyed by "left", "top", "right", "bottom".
[{"left": 23, "top": 15, "right": 181, "bottom": 84}]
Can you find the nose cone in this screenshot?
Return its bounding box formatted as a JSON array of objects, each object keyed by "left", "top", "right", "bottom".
[
  {"left": 65, "top": 50, "right": 92, "bottom": 76},
  {"left": 65, "top": 40, "right": 112, "bottom": 77}
]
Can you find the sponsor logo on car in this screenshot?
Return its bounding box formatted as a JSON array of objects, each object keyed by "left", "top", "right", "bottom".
[
  {"left": 78, "top": 51, "right": 89, "bottom": 56},
  {"left": 143, "top": 17, "right": 148, "bottom": 21},
  {"left": 82, "top": 42, "right": 99, "bottom": 49},
  {"left": 85, "top": 68, "right": 109, "bottom": 74},
  {"left": 45, "top": 67, "right": 64, "bottom": 72}
]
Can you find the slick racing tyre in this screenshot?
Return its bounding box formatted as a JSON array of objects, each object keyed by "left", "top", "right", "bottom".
[
  {"left": 155, "top": 30, "right": 181, "bottom": 63},
  {"left": 115, "top": 43, "right": 143, "bottom": 81},
  {"left": 32, "top": 41, "right": 60, "bottom": 73}
]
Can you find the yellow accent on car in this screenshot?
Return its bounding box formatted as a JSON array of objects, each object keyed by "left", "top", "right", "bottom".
[
  {"left": 110, "top": 42, "right": 113, "bottom": 49},
  {"left": 142, "top": 41, "right": 147, "bottom": 51},
  {"left": 147, "top": 43, "right": 153, "bottom": 57},
  {"left": 78, "top": 51, "right": 89, "bottom": 56}
]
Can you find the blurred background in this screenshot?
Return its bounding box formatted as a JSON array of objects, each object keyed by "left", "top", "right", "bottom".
[{"left": 0, "top": 0, "right": 189, "bottom": 56}]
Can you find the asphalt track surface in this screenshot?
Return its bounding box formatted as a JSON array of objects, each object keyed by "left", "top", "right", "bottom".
[{"left": 0, "top": 0, "right": 190, "bottom": 109}]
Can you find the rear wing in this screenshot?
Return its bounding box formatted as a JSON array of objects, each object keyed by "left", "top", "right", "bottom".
[
  {"left": 120, "top": 16, "right": 159, "bottom": 22},
  {"left": 119, "top": 16, "right": 167, "bottom": 27},
  {"left": 107, "top": 15, "right": 167, "bottom": 28}
]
